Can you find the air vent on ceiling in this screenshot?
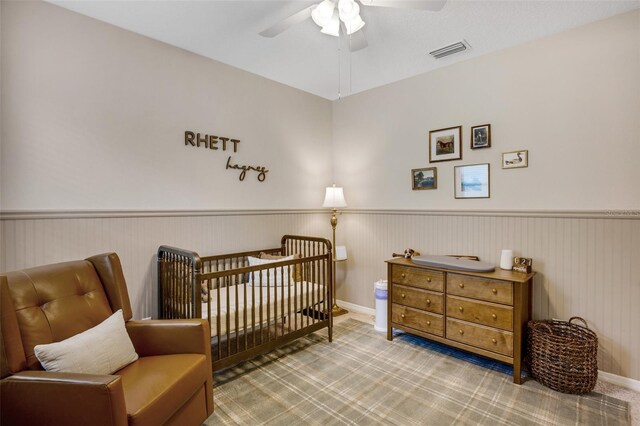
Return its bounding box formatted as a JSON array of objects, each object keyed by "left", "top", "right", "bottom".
[{"left": 429, "top": 40, "right": 470, "bottom": 59}]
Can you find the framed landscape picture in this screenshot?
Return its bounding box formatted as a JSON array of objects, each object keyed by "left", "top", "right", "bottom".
[
  {"left": 454, "top": 163, "right": 490, "bottom": 199},
  {"left": 412, "top": 167, "right": 437, "bottom": 190},
  {"left": 471, "top": 124, "right": 491, "bottom": 149},
  {"left": 502, "top": 150, "right": 528, "bottom": 169},
  {"left": 429, "top": 126, "right": 462, "bottom": 163}
]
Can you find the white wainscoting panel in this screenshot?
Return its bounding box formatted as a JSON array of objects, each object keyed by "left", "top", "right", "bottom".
[
  {"left": 2, "top": 210, "right": 639, "bottom": 380},
  {"left": 1, "top": 212, "right": 328, "bottom": 320},
  {"left": 337, "top": 212, "right": 640, "bottom": 381}
]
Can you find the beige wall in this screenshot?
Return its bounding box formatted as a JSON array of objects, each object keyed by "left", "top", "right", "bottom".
[
  {"left": 332, "top": 10, "right": 640, "bottom": 210},
  {"left": 0, "top": 1, "right": 332, "bottom": 210}
]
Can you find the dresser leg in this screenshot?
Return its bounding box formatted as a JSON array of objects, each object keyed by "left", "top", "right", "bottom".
[{"left": 513, "top": 362, "right": 522, "bottom": 384}]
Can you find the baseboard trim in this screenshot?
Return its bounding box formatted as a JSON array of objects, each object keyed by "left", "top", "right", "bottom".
[
  {"left": 598, "top": 370, "right": 640, "bottom": 392},
  {"left": 337, "top": 300, "right": 640, "bottom": 391},
  {"left": 336, "top": 299, "right": 376, "bottom": 317}
]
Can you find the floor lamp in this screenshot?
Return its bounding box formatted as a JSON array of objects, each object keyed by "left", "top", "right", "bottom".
[{"left": 323, "top": 184, "right": 348, "bottom": 316}]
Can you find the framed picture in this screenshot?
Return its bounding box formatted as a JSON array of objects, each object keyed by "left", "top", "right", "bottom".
[
  {"left": 471, "top": 124, "right": 491, "bottom": 149},
  {"left": 454, "top": 163, "right": 490, "bottom": 199},
  {"left": 429, "top": 126, "right": 462, "bottom": 163},
  {"left": 412, "top": 167, "right": 437, "bottom": 190},
  {"left": 502, "top": 150, "right": 528, "bottom": 169}
]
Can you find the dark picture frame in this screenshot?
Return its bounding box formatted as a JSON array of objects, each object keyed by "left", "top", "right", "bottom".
[
  {"left": 470, "top": 124, "right": 491, "bottom": 149},
  {"left": 429, "top": 126, "right": 462, "bottom": 163},
  {"left": 412, "top": 167, "right": 437, "bottom": 190},
  {"left": 454, "top": 163, "right": 490, "bottom": 199}
]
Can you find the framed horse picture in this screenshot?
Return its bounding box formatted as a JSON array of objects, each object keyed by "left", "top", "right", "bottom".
[{"left": 429, "top": 126, "right": 462, "bottom": 163}]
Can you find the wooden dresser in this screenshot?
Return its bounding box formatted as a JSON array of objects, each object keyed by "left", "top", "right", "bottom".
[{"left": 386, "top": 257, "right": 535, "bottom": 384}]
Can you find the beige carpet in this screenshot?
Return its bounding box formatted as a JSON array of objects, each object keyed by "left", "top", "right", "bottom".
[{"left": 206, "top": 319, "right": 630, "bottom": 425}]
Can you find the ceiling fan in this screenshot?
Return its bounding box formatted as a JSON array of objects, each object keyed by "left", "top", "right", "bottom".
[{"left": 259, "top": 0, "right": 447, "bottom": 52}]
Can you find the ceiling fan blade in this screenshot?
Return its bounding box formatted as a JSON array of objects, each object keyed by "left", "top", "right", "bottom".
[
  {"left": 359, "top": 0, "right": 446, "bottom": 11},
  {"left": 348, "top": 29, "right": 368, "bottom": 52},
  {"left": 259, "top": 6, "right": 314, "bottom": 38}
]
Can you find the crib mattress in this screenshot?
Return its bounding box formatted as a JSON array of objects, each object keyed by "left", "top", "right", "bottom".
[{"left": 203, "top": 282, "right": 325, "bottom": 337}]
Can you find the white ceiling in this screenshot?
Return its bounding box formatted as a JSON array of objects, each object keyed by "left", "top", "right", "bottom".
[{"left": 49, "top": 0, "right": 640, "bottom": 100}]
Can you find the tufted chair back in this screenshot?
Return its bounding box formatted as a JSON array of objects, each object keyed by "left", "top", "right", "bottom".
[{"left": 1, "top": 253, "right": 133, "bottom": 376}]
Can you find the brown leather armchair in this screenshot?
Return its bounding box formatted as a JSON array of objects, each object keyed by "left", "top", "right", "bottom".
[{"left": 0, "top": 253, "right": 214, "bottom": 426}]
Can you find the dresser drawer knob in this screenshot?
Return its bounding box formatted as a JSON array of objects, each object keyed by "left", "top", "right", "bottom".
[
  {"left": 401, "top": 314, "right": 405, "bottom": 319},
  {"left": 401, "top": 293, "right": 406, "bottom": 299},
  {"left": 426, "top": 299, "right": 431, "bottom": 305},
  {"left": 458, "top": 306, "right": 464, "bottom": 312},
  {"left": 492, "top": 288, "right": 497, "bottom": 294},
  {"left": 492, "top": 313, "right": 497, "bottom": 319},
  {"left": 492, "top": 338, "right": 497, "bottom": 344},
  {"left": 426, "top": 277, "right": 432, "bottom": 283},
  {"left": 458, "top": 283, "right": 464, "bottom": 288},
  {"left": 401, "top": 273, "right": 406, "bottom": 279},
  {"left": 459, "top": 329, "right": 464, "bottom": 335},
  {"left": 426, "top": 320, "right": 431, "bottom": 326}
]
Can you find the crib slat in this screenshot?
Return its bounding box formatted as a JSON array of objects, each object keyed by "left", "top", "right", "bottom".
[
  {"left": 243, "top": 273, "right": 248, "bottom": 352},
  {"left": 259, "top": 271, "right": 264, "bottom": 345},
  {"left": 216, "top": 272, "right": 221, "bottom": 361},
  {"left": 266, "top": 268, "right": 271, "bottom": 343},
  {"left": 234, "top": 273, "right": 239, "bottom": 356}
]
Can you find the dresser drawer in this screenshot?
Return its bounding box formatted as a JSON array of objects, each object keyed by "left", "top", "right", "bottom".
[
  {"left": 447, "top": 274, "right": 513, "bottom": 305},
  {"left": 392, "top": 285, "right": 443, "bottom": 314},
  {"left": 446, "top": 295, "right": 513, "bottom": 331},
  {"left": 392, "top": 266, "right": 444, "bottom": 292},
  {"left": 392, "top": 304, "right": 444, "bottom": 337},
  {"left": 446, "top": 318, "right": 513, "bottom": 357}
]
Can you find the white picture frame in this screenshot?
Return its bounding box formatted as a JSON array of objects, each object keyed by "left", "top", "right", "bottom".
[
  {"left": 454, "top": 163, "right": 490, "bottom": 199},
  {"left": 429, "top": 126, "right": 462, "bottom": 163},
  {"left": 502, "top": 150, "right": 528, "bottom": 169}
]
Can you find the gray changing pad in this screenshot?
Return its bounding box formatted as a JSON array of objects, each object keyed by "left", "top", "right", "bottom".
[{"left": 411, "top": 255, "right": 495, "bottom": 272}]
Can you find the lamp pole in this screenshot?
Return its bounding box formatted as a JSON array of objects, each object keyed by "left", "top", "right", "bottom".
[{"left": 330, "top": 208, "right": 347, "bottom": 316}]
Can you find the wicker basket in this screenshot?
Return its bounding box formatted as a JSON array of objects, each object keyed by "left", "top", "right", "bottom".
[{"left": 527, "top": 317, "right": 598, "bottom": 394}]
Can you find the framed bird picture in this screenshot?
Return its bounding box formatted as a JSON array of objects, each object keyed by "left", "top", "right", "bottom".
[{"left": 502, "top": 150, "right": 528, "bottom": 169}]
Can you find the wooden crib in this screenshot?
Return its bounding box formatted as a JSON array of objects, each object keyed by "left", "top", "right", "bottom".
[{"left": 157, "top": 235, "right": 333, "bottom": 371}]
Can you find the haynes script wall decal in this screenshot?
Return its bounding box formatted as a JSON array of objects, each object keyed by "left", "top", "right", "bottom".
[{"left": 184, "top": 131, "right": 269, "bottom": 182}]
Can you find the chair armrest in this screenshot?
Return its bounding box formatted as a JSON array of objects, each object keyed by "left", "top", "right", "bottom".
[
  {"left": 126, "top": 319, "right": 211, "bottom": 357},
  {"left": 1, "top": 371, "right": 127, "bottom": 426}
]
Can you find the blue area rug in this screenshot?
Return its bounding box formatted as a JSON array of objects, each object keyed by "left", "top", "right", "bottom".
[{"left": 393, "top": 328, "right": 521, "bottom": 377}]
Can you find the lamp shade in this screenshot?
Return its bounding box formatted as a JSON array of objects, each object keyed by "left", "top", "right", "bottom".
[{"left": 322, "top": 184, "right": 347, "bottom": 208}]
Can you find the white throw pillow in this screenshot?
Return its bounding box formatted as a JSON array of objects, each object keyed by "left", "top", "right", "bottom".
[
  {"left": 247, "top": 255, "right": 296, "bottom": 286},
  {"left": 34, "top": 309, "right": 138, "bottom": 375}
]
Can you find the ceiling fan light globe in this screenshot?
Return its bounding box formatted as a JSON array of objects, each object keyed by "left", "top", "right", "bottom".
[
  {"left": 321, "top": 11, "right": 340, "bottom": 36},
  {"left": 312, "top": 0, "right": 336, "bottom": 27},
  {"left": 338, "top": 0, "right": 360, "bottom": 21},
  {"left": 344, "top": 15, "right": 365, "bottom": 34}
]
